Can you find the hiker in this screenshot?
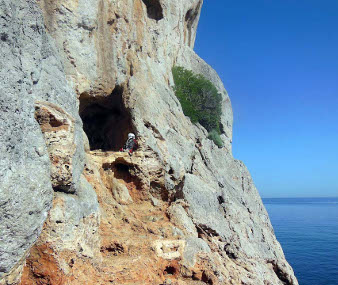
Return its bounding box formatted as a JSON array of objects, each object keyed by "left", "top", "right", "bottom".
[{"left": 120, "top": 133, "right": 138, "bottom": 154}]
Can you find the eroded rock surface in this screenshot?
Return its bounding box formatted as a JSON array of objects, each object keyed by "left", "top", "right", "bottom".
[
  {"left": 0, "top": 0, "right": 298, "bottom": 284},
  {"left": 0, "top": 0, "right": 81, "bottom": 282},
  {"left": 0, "top": 0, "right": 91, "bottom": 283}
]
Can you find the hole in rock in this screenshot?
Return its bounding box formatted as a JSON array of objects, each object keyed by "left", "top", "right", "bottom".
[
  {"left": 0, "top": 33, "right": 8, "bottom": 41},
  {"left": 164, "top": 266, "right": 176, "bottom": 275},
  {"left": 113, "top": 161, "right": 145, "bottom": 201},
  {"left": 114, "top": 163, "right": 130, "bottom": 174},
  {"left": 217, "top": 196, "right": 225, "bottom": 204},
  {"left": 184, "top": 9, "right": 197, "bottom": 46},
  {"left": 142, "top": 0, "right": 163, "bottom": 21},
  {"left": 79, "top": 86, "right": 134, "bottom": 151},
  {"left": 201, "top": 272, "right": 213, "bottom": 285},
  {"left": 184, "top": 1, "right": 202, "bottom": 46},
  {"left": 103, "top": 160, "right": 143, "bottom": 191}
]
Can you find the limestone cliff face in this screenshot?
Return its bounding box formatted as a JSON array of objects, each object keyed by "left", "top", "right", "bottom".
[{"left": 0, "top": 0, "right": 298, "bottom": 284}]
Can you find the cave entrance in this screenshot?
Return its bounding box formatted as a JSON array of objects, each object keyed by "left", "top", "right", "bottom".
[
  {"left": 141, "top": 0, "right": 163, "bottom": 21},
  {"left": 79, "top": 86, "right": 134, "bottom": 151}
]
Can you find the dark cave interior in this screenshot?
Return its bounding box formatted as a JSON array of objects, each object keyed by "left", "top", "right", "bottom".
[{"left": 79, "top": 86, "right": 134, "bottom": 151}]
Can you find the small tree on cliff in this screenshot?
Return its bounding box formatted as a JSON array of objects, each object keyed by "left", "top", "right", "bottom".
[{"left": 172, "top": 66, "right": 223, "bottom": 147}]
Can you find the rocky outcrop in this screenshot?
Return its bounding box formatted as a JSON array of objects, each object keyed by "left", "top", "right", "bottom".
[
  {"left": 0, "top": 0, "right": 298, "bottom": 284},
  {"left": 0, "top": 0, "right": 85, "bottom": 282}
]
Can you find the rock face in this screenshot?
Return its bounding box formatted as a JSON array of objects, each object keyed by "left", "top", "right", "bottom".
[
  {"left": 0, "top": 0, "right": 86, "bottom": 282},
  {"left": 0, "top": 0, "right": 298, "bottom": 284}
]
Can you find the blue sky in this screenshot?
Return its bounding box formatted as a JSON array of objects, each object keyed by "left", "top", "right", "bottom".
[{"left": 194, "top": 0, "right": 338, "bottom": 198}]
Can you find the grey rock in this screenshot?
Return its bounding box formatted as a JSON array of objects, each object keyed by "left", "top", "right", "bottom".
[
  {"left": 167, "top": 202, "right": 198, "bottom": 237},
  {"left": 181, "top": 174, "right": 227, "bottom": 238},
  {"left": 0, "top": 0, "right": 86, "bottom": 277},
  {"left": 46, "top": 177, "right": 100, "bottom": 258},
  {"left": 171, "top": 227, "right": 185, "bottom": 238},
  {"left": 110, "top": 178, "right": 133, "bottom": 205},
  {"left": 183, "top": 236, "right": 211, "bottom": 268},
  {"left": 150, "top": 195, "right": 161, "bottom": 207}
]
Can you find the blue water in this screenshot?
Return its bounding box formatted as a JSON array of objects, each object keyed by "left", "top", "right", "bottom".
[{"left": 263, "top": 197, "right": 338, "bottom": 285}]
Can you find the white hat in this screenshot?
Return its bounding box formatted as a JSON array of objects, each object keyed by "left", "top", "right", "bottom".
[{"left": 128, "top": 133, "right": 135, "bottom": 139}]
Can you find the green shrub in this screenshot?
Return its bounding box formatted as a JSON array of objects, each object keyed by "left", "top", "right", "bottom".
[
  {"left": 208, "top": 129, "right": 223, "bottom": 148},
  {"left": 172, "top": 66, "right": 224, "bottom": 147}
]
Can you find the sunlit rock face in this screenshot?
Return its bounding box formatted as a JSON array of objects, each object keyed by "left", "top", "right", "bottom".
[
  {"left": 0, "top": 0, "right": 85, "bottom": 283},
  {"left": 0, "top": 0, "right": 298, "bottom": 284}
]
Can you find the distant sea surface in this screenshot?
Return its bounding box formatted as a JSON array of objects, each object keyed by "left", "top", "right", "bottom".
[{"left": 263, "top": 197, "right": 338, "bottom": 285}]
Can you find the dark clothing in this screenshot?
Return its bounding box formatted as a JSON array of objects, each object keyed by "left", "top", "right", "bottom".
[{"left": 123, "top": 138, "right": 138, "bottom": 153}]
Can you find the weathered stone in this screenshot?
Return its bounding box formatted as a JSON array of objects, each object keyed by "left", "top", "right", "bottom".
[
  {"left": 0, "top": 0, "right": 298, "bottom": 284},
  {"left": 153, "top": 240, "right": 186, "bottom": 260},
  {"left": 182, "top": 237, "right": 211, "bottom": 268},
  {"left": 0, "top": 0, "right": 79, "bottom": 278},
  {"left": 35, "top": 102, "right": 76, "bottom": 193},
  {"left": 110, "top": 177, "right": 133, "bottom": 205},
  {"left": 0, "top": 0, "right": 93, "bottom": 280},
  {"left": 167, "top": 203, "right": 198, "bottom": 238}
]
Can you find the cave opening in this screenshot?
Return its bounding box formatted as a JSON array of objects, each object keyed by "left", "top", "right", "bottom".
[
  {"left": 79, "top": 86, "right": 134, "bottom": 151},
  {"left": 102, "top": 160, "right": 143, "bottom": 190},
  {"left": 164, "top": 266, "right": 176, "bottom": 276},
  {"left": 184, "top": 9, "right": 196, "bottom": 46},
  {"left": 141, "top": 0, "right": 163, "bottom": 21},
  {"left": 184, "top": 1, "right": 202, "bottom": 46}
]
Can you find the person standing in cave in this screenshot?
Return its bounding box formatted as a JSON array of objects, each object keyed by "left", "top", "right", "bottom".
[{"left": 120, "top": 133, "right": 138, "bottom": 155}]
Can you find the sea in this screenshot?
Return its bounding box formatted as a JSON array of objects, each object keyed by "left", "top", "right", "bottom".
[{"left": 263, "top": 197, "right": 338, "bottom": 285}]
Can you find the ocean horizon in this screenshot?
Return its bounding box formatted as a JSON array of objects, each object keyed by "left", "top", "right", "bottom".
[{"left": 263, "top": 197, "right": 338, "bottom": 285}]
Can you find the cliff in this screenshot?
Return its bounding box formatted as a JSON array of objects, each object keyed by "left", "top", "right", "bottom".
[{"left": 0, "top": 0, "right": 298, "bottom": 284}]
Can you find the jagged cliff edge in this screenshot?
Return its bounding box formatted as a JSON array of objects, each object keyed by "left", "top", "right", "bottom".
[{"left": 0, "top": 0, "right": 298, "bottom": 284}]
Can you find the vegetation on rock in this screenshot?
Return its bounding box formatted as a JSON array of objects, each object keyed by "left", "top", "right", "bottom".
[{"left": 172, "top": 66, "right": 223, "bottom": 147}]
